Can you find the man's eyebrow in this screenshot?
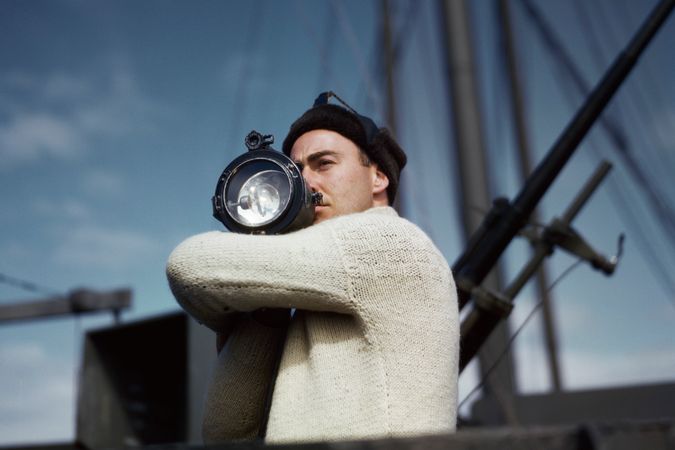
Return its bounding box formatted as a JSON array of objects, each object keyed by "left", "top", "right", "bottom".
[{"left": 305, "top": 150, "right": 340, "bottom": 163}]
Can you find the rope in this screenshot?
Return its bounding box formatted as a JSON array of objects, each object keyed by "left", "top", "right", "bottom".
[
  {"left": 0, "top": 271, "right": 62, "bottom": 297},
  {"left": 458, "top": 259, "right": 584, "bottom": 411}
]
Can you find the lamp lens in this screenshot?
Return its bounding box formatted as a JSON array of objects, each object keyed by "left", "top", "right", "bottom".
[{"left": 225, "top": 166, "right": 291, "bottom": 227}]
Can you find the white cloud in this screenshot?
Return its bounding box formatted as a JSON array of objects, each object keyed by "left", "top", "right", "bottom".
[
  {"left": 0, "top": 342, "right": 75, "bottom": 445},
  {"left": 74, "top": 65, "right": 163, "bottom": 136},
  {"left": 0, "top": 65, "right": 168, "bottom": 169},
  {"left": 1, "top": 70, "right": 94, "bottom": 102},
  {"left": 52, "top": 225, "right": 158, "bottom": 269},
  {"left": 29, "top": 171, "right": 125, "bottom": 223},
  {"left": 0, "top": 113, "right": 84, "bottom": 163}
]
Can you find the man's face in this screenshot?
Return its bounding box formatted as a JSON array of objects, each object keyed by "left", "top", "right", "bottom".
[{"left": 290, "top": 129, "right": 384, "bottom": 224}]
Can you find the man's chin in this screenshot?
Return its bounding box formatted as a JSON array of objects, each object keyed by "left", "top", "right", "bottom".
[{"left": 312, "top": 206, "right": 332, "bottom": 224}]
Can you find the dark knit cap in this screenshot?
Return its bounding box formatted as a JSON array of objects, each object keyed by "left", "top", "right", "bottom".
[{"left": 282, "top": 103, "right": 407, "bottom": 203}]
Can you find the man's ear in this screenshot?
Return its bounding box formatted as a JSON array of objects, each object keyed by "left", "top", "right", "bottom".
[{"left": 372, "top": 166, "right": 389, "bottom": 196}]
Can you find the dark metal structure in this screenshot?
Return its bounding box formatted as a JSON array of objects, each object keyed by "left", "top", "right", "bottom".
[
  {"left": 0, "top": 288, "right": 131, "bottom": 324},
  {"left": 439, "top": 0, "right": 518, "bottom": 422},
  {"left": 76, "top": 312, "right": 214, "bottom": 448},
  {"left": 58, "top": 311, "right": 675, "bottom": 448},
  {"left": 497, "top": 0, "right": 562, "bottom": 391},
  {"left": 454, "top": 0, "right": 675, "bottom": 371}
]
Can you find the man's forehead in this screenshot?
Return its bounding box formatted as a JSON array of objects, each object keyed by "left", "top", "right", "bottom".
[{"left": 290, "top": 130, "right": 358, "bottom": 161}]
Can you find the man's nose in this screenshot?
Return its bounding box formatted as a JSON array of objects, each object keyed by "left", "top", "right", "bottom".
[{"left": 301, "top": 167, "right": 319, "bottom": 192}]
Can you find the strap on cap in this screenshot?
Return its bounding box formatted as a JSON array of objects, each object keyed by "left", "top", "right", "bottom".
[{"left": 312, "top": 91, "right": 379, "bottom": 145}]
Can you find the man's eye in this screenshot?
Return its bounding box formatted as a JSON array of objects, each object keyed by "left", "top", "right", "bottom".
[{"left": 319, "top": 159, "right": 333, "bottom": 168}]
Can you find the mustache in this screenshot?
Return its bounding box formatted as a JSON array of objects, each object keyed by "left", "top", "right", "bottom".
[{"left": 311, "top": 191, "right": 326, "bottom": 206}]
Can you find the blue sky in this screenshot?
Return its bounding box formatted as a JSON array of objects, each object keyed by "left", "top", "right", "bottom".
[{"left": 1, "top": 0, "right": 674, "bottom": 445}]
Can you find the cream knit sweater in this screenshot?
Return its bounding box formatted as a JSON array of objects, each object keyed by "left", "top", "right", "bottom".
[{"left": 166, "top": 206, "right": 459, "bottom": 444}]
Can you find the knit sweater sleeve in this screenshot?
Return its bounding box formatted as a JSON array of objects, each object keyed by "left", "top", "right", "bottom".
[
  {"left": 166, "top": 216, "right": 353, "bottom": 330},
  {"left": 201, "top": 315, "right": 285, "bottom": 443}
]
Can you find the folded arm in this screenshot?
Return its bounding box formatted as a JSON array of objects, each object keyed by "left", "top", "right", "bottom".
[
  {"left": 202, "top": 315, "right": 286, "bottom": 442},
  {"left": 166, "top": 222, "right": 353, "bottom": 331}
]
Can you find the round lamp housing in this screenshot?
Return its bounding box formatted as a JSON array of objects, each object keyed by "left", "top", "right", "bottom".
[{"left": 212, "top": 132, "right": 317, "bottom": 234}]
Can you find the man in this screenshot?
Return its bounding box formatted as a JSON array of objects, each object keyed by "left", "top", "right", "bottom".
[{"left": 166, "top": 94, "right": 459, "bottom": 444}]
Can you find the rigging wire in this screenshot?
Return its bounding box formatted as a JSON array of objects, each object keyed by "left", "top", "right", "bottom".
[
  {"left": 412, "top": 0, "right": 464, "bottom": 238},
  {"left": 601, "top": 171, "right": 675, "bottom": 302},
  {"left": 559, "top": 2, "right": 675, "bottom": 298},
  {"left": 357, "top": 0, "right": 421, "bottom": 117},
  {"left": 226, "top": 0, "right": 267, "bottom": 150},
  {"left": 569, "top": 0, "right": 675, "bottom": 205},
  {"left": 458, "top": 259, "right": 584, "bottom": 411},
  {"left": 517, "top": 0, "right": 675, "bottom": 293},
  {"left": 0, "top": 271, "right": 63, "bottom": 298},
  {"left": 389, "top": 1, "right": 423, "bottom": 69},
  {"left": 317, "top": 5, "right": 338, "bottom": 92},
  {"left": 556, "top": 75, "right": 675, "bottom": 300},
  {"left": 490, "top": 0, "right": 517, "bottom": 196},
  {"left": 392, "top": 1, "right": 441, "bottom": 238},
  {"left": 571, "top": 0, "right": 675, "bottom": 225},
  {"left": 578, "top": 0, "right": 674, "bottom": 181},
  {"left": 518, "top": 0, "right": 675, "bottom": 246},
  {"left": 588, "top": 0, "right": 675, "bottom": 186},
  {"left": 396, "top": 90, "right": 435, "bottom": 236},
  {"left": 292, "top": 0, "right": 346, "bottom": 95},
  {"left": 565, "top": 2, "right": 675, "bottom": 277},
  {"left": 329, "top": 0, "right": 381, "bottom": 113},
  {"left": 614, "top": 0, "right": 675, "bottom": 134}
]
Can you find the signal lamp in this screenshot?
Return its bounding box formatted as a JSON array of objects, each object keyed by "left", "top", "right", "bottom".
[{"left": 212, "top": 131, "right": 322, "bottom": 234}]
